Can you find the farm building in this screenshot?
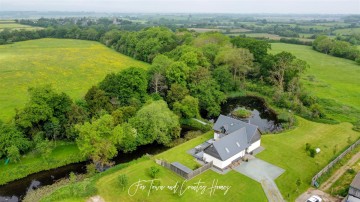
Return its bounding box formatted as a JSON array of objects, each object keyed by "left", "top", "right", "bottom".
[
  {"left": 347, "top": 172, "right": 360, "bottom": 202},
  {"left": 203, "top": 115, "right": 261, "bottom": 169}
]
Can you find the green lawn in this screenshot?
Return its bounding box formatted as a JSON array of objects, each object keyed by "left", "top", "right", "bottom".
[
  {"left": 44, "top": 117, "right": 360, "bottom": 202},
  {"left": 0, "top": 38, "right": 149, "bottom": 121},
  {"left": 0, "top": 142, "right": 84, "bottom": 185},
  {"left": 257, "top": 117, "right": 360, "bottom": 201},
  {"left": 156, "top": 132, "right": 213, "bottom": 169},
  {"left": 43, "top": 132, "right": 267, "bottom": 202},
  {"left": 95, "top": 132, "right": 267, "bottom": 202},
  {"left": 270, "top": 43, "right": 360, "bottom": 123}
]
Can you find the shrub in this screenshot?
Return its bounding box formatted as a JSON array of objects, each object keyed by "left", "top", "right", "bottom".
[
  {"left": 231, "top": 108, "right": 252, "bottom": 118},
  {"left": 148, "top": 166, "right": 160, "bottom": 178},
  {"left": 118, "top": 174, "right": 128, "bottom": 191},
  {"left": 353, "top": 120, "right": 360, "bottom": 132},
  {"left": 69, "top": 172, "right": 77, "bottom": 184},
  {"left": 305, "top": 143, "right": 311, "bottom": 151},
  {"left": 86, "top": 163, "right": 98, "bottom": 176},
  {"left": 347, "top": 168, "right": 355, "bottom": 174},
  {"left": 310, "top": 103, "right": 325, "bottom": 119},
  {"left": 309, "top": 148, "right": 316, "bottom": 158},
  {"left": 356, "top": 57, "right": 360, "bottom": 65},
  {"left": 184, "top": 131, "right": 202, "bottom": 141},
  {"left": 180, "top": 118, "right": 211, "bottom": 132},
  {"left": 7, "top": 145, "right": 21, "bottom": 163}
]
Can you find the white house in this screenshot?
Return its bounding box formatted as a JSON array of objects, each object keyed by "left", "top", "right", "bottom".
[{"left": 203, "top": 115, "right": 262, "bottom": 169}]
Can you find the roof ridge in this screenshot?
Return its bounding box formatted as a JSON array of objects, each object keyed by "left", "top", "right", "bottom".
[{"left": 220, "top": 114, "right": 259, "bottom": 128}]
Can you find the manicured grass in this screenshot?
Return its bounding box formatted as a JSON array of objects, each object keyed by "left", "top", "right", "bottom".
[
  {"left": 270, "top": 43, "right": 360, "bottom": 123},
  {"left": 42, "top": 118, "right": 360, "bottom": 201},
  {"left": 0, "top": 38, "right": 149, "bottom": 121},
  {"left": 95, "top": 132, "right": 267, "bottom": 202},
  {"left": 156, "top": 131, "right": 213, "bottom": 169},
  {"left": 44, "top": 132, "right": 267, "bottom": 202},
  {"left": 257, "top": 117, "right": 360, "bottom": 201},
  {"left": 0, "top": 142, "right": 84, "bottom": 185}
]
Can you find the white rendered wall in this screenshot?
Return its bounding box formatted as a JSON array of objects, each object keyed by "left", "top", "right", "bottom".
[
  {"left": 203, "top": 149, "right": 245, "bottom": 169},
  {"left": 247, "top": 140, "right": 261, "bottom": 153}
]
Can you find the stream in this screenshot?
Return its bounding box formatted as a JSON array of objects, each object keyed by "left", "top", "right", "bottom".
[{"left": 0, "top": 96, "right": 280, "bottom": 201}]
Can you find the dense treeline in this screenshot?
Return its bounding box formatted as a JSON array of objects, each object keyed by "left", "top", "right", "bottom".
[
  {"left": 1, "top": 26, "right": 317, "bottom": 169},
  {"left": 279, "top": 38, "right": 313, "bottom": 46},
  {"left": 336, "top": 33, "right": 360, "bottom": 45},
  {"left": 313, "top": 35, "right": 360, "bottom": 62}
]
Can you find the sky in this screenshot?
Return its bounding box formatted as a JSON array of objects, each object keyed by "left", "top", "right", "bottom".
[{"left": 0, "top": 0, "right": 359, "bottom": 14}]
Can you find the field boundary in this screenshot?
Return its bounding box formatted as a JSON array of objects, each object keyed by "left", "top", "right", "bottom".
[{"left": 311, "top": 138, "right": 360, "bottom": 187}]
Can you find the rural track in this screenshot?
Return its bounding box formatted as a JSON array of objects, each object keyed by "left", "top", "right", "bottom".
[{"left": 320, "top": 151, "right": 360, "bottom": 191}]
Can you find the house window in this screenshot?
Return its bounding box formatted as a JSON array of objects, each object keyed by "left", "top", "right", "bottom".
[
  {"left": 236, "top": 142, "right": 240, "bottom": 147},
  {"left": 225, "top": 148, "right": 230, "bottom": 153}
]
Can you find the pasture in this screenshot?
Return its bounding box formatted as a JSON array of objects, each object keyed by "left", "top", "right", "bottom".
[
  {"left": 188, "top": 28, "right": 224, "bottom": 33},
  {"left": 0, "top": 20, "right": 42, "bottom": 31},
  {"left": 333, "top": 27, "right": 360, "bottom": 35},
  {"left": 270, "top": 43, "right": 360, "bottom": 123},
  {"left": 0, "top": 38, "right": 149, "bottom": 120}
]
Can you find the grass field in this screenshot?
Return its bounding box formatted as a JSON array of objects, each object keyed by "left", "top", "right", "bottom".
[
  {"left": 0, "top": 142, "right": 84, "bottom": 185},
  {"left": 42, "top": 131, "right": 267, "bottom": 202},
  {"left": 246, "top": 33, "right": 282, "bottom": 40},
  {"left": 258, "top": 117, "right": 360, "bottom": 201},
  {"left": 43, "top": 117, "right": 360, "bottom": 202},
  {"left": 333, "top": 28, "right": 360, "bottom": 35},
  {"left": 270, "top": 43, "right": 360, "bottom": 123},
  {"left": 0, "top": 21, "right": 42, "bottom": 31},
  {"left": 245, "top": 33, "right": 313, "bottom": 42},
  {"left": 188, "top": 28, "right": 224, "bottom": 33},
  {"left": 0, "top": 38, "right": 149, "bottom": 121}
]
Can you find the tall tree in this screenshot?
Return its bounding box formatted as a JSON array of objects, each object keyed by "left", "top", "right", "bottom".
[
  {"left": 0, "top": 121, "right": 31, "bottom": 159},
  {"left": 85, "top": 86, "right": 113, "bottom": 117},
  {"left": 129, "top": 100, "right": 180, "bottom": 146},
  {"left": 148, "top": 55, "right": 173, "bottom": 94},
  {"left": 15, "top": 86, "right": 72, "bottom": 138},
  {"left": 231, "top": 37, "right": 271, "bottom": 62},
  {"left": 99, "top": 67, "right": 148, "bottom": 106},
  {"left": 215, "top": 47, "right": 254, "bottom": 86},
  {"left": 266, "top": 52, "right": 308, "bottom": 92},
  {"left": 76, "top": 114, "right": 118, "bottom": 167}
]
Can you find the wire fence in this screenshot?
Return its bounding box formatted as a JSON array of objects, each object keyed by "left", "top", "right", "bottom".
[{"left": 311, "top": 138, "right": 360, "bottom": 187}]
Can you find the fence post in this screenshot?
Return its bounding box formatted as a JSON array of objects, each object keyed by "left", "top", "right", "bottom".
[{"left": 310, "top": 138, "right": 360, "bottom": 187}]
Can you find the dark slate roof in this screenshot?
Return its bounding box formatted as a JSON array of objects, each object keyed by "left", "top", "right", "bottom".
[
  {"left": 351, "top": 172, "right": 360, "bottom": 190},
  {"left": 213, "top": 114, "right": 258, "bottom": 137},
  {"left": 204, "top": 115, "right": 261, "bottom": 161},
  {"left": 171, "top": 162, "right": 193, "bottom": 174}
]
